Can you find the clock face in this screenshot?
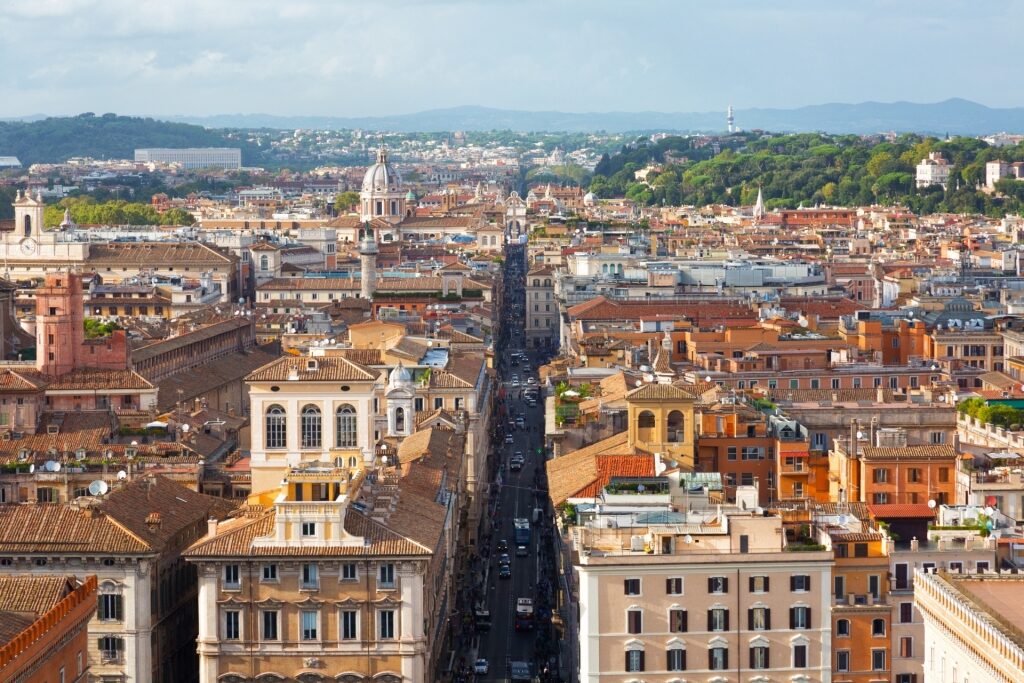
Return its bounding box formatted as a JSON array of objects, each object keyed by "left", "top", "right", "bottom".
[{"left": 20, "top": 238, "right": 36, "bottom": 255}]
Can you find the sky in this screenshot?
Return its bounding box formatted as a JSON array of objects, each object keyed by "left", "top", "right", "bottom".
[{"left": 3, "top": 0, "right": 1023, "bottom": 118}]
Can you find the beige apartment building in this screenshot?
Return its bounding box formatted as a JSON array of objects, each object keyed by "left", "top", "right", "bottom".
[{"left": 571, "top": 494, "right": 833, "bottom": 682}]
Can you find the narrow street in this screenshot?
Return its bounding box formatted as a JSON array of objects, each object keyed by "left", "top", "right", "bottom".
[{"left": 453, "top": 243, "right": 561, "bottom": 682}]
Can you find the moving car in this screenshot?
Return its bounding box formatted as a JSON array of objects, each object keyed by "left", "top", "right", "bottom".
[
  {"left": 516, "top": 545, "right": 528, "bottom": 557},
  {"left": 499, "top": 553, "right": 511, "bottom": 566},
  {"left": 498, "top": 564, "right": 512, "bottom": 579},
  {"left": 474, "top": 659, "right": 489, "bottom": 674},
  {"left": 504, "top": 434, "right": 514, "bottom": 444},
  {"left": 497, "top": 539, "right": 509, "bottom": 552}
]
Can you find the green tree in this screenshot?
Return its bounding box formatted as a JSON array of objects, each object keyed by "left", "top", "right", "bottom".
[{"left": 334, "top": 191, "right": 360, "bottom": 213}]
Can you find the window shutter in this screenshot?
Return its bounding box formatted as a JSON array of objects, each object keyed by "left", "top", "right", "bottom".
[
  {"left": 764, "top": 576, "right": 770, "bottom": 592},
  {"left": 707, "top": 577, "right": 714, "bottom": 593},
  {"left": 723, "top": 609, "right": 729, "bottom": 631},
  {"left": 625, "top": 651, "right": 630, "bottom": 671},
  {"left": 765, "top": 647, "right": 770, "bottom": 669},
  {"left": 803, "top": 575, "right": 811, "bottom": 591},
  {"left": 624, "top": 579, "right": 629, "bottom": 594},
  {"left": 709, "top": 649, "right": 715, "bottom": 669},
  {"left": 765, "top": 609, "right": 771, "bottom": 630},
  {"left": 750, "top": 648, "right": 756, "bottom": 669},
  {"left": 681, "top": 610, "right": 688, "bottom": 632},
  {"left": 707, "top": 609, "right": 714, "bottom": 630},
  {"left": 806, "top": 607, "right": 812, "bottom": 628},
  {"left": 748, "top": 608, "right": 754, "bottom": 630},
  {"left": 680, "top": 649, "right": 686, "bottom": 671},
  {"left": 790, "top": 575, "right": 797, "bottom": 591},
  {"left": 723, "top": 649, "right": 729, "bottom": 669},
  {"left": 722, "top": 577, "right": 729, "bottom": 593},
  {"left": 749, "top": 576, "right": 756, "bottom": 592},
  {"left": 638, "top": 650, "right": 645, "bottom": 672},
  {"left": 790, "top": 607, "right": 796, "bottom": 629}
]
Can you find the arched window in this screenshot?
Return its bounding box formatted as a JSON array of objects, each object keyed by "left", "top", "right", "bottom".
[
  {"left": 336, "top": 404, "right": 357, "bottom": 448},
  {"left": 533, "top": 279, "right": 540, "bottom": 286},
  {"left": 836, "top": 618, "right": 850, "bottom": 636},
  {"left": 544, "top": 278, "right": 551, "bottom": 287},
  {"left": 667, "top": 410, "right": 685, "bottom": 443},
  {"left": 301, "top": 405, "right": 322, "bottom": 448},
  {"left": 23, "top": 214, "right": 31, "bottom": 237},
  {"left": 638, "top": 410, "right": 656, "bottom": 429},
  {"left": 260, "top": 254, "right": 269, "bottom": 271},
  {"left": 395, "top": 406, "right": 405, "bottom": 433},
  {"left": 265, "top": 405, "right": 286, "bottom": 449},
  {"left": 871, "top": 618, "right": 886, "bottom": 636}
]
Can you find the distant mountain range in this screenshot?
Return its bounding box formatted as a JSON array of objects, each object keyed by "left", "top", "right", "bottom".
[{"left": 150, "top": 99, "right": 1024, "bottom": 135}]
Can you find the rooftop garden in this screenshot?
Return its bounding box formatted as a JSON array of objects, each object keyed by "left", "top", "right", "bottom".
[{"left": 604, "top": 479, "right": 669, "bottom": 495}]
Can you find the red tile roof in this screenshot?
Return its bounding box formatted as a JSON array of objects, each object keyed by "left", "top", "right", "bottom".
[
  {"left": 868, "top": 503, "right": 936, "bottom": 519},
  {"left": 573, "top": 455, "right": 657, "bottom": 498}
]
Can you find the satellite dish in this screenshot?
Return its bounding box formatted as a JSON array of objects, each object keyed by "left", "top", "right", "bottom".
[
  {"left": 635, "top": 380, "right": 642, "bottom": 387},
  {"left": 683, "top": 534, "right": 694, "bottom": 544},
  {"left": 181, "top": 424, "right": 190, "bottom": 433},
  {"left": 984, "top": 506, "right": 995, "bottom": 516},
  {"left": 856, "top": 431, "right": 864, "bottom": 440},
  {"left": 28, "top": 463, "right": 35, "bottom": 473},
  {"left": 116, "top": 470, "right": 127, "bottom": 480},
  {"left": 44, "top": 460, "right": 58, "bottom": 472},
  {"left": 88, "top": 480, "right": 108, "bottom": 496},
  {"left": 705, "top": 376, "right": 712, "bottom": 383},
  {"left": 927, "top": 499, "right": 937, "bottom": 509}
]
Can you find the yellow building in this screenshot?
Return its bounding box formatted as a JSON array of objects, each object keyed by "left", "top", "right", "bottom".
[{"left": 625, "top": 383, "right": 696, "bottom": 468}]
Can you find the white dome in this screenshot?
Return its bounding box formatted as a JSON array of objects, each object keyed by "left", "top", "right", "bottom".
[
  {"left": 388, "top": 362, "right": 412, "bottom": 387},
  {"left": 362, "top": 147, "right": 402, "bottom": 193},
  {"left": 583, "top": 191, "right": 597, "bottom": 206}
]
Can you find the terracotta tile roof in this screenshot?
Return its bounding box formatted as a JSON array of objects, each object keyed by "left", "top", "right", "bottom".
[
  {"left": 184, "top": 507, "right": 431, "bottom": 558},
  {"left": 861, "top": 445, "right": 958, "bottom": 460},
  {"left": 868, "top": 503, "right": 936, "bottom": 519},
  {"left": 0, "top": 370, "right": 47, "bottom": 392},
  {"left": 546, "top": 432, "right": 649, "bottom": 506},
  {"left": 626, "top": 383, "right": 696, "bottom": 401},
  {"left": 247, "top": 355, "right": 379, "bottom": 383},
  {"left": 397, "top": 427, "right": 460, "bottom": 464},
  {"left": 98, "top": 475, "right": 236, "bottom": 551},
  {"left": 87, "top": 241, "right": 234, "bottom": 266},
  {"left": 574, "top": 455, "right": 657, "bottom": 498},
  {"left": 132, "top": 318, "right": 252, "bottom": 364},
  {"left": 827, "top": 531, "right": 884, "bottom": 542},
  {"left": 765, "top": 388, "right": 896, "bottom": 403},
  {"left": 46, "top": 369, "right": 153, "bottom": 391},
  {"left": 333, "top": 348, "right": 384, "bottom": 365},
  {"left": 0, "top": 576, "right": 72, "bottom": 615},
  {"left": 155, "top": 347, "right": 280, "bottom": 412},
  {"left": 389, "top": 337, "right": 429, "bottom": 361},
  {"left": 567, "top": 296, "right": 752, "bottom": 323},
  {"left": 778, "top": 296, "right": 867, "bottom": 319},
  {"left": 0, "top": 504, "right": 153, "bottom": 555}
]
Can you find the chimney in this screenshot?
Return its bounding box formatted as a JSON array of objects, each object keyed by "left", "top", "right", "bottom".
[
  {"left": 145, "top": 512, "right": 162, "bottom": 531},
  {"left": 207, "top": 517, "right": 219, "bottom": 537},
  {"left": 876, "top": 386, "right": 886, "bottom": 404}
]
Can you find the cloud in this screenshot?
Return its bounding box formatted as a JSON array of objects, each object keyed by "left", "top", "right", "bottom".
[{"left": 0, "top": 0, "right": 1022, "bottom": 117}]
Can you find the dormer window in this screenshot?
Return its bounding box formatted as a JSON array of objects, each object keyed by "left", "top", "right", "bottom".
[{"left": 306, "top": 359, "right": 318, "bottom": 371}]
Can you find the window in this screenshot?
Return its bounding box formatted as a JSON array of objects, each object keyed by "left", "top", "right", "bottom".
[
  {"left": 625, "top": 649, "right": 645, "bottom": 672},
  {"left": 301, "top": 563, "right": 319, "bottom": 590},
  {"left": 931, "top": 431, "right": 946, "bottom": 445},
  {"left": 791, "top": 574, "right": 810, "bottom": 591},
  {"left": 341, "top": 610, "right": 358, "bottom": 640},
  {"left": 750, "top": 575, "right": 769, "bottom": 593},
  {"left": 224, "top": 610, "right": 240, "bottom": 640},
  {"left": 379, "top": 609, "right": 396, "bottom": 639},
  {"left": 223, "top": 564, "right": 240, "bottom": 589},
  {"left": 98, "top": 594, "right": 123, "bottom": 621},
  {"left": 708, "top": 576, "right": 728, "bottom": 594},
  {"left": 896, "top": 674, "right": 918, "bottom": 683},
  {"left": 869, "top": 574, "right": 881, "bottom": 599},
  {"left": 900, "top": 602, "right": 914, "bottom": 623},
  {"left": 336, "top": 404, "right": 357, "bottom": 448},
  {"left": 379, "top": 563, "right": 396, "bottom": 589},
  {"left": 836, "top": 618, "right": 850, "bottom": 636},
  {"left": 300, "top": 405, "right": 322, "bottom": 448},
  {"left": 794, "top": 643, "right": 808, "bottom": 668},
  {"left": 265, "top": 405, "right": 286, "bottom": 449},
  {"left": 750, "top": 645, "right": 769, "bottom": 669},
  {"left": 637, "top": 410, "right": 655, "bottom": 428},
  {"left": 900, "top": 636, "right": 914, "bottom": 658},
  {"left": 790, "top": 605, "right": 810, "bottom": 629},
  {"left": 262, "top": 610, "right": 278, "bottom": 640},
  {"left": 836, "top": 650, "right": 850, "bottom": 672},
  {"left": 938, "top": 467, "right": 950, "bottom": 483},
  {"left": 262, "top": 564, "right": 278, "bottom": 582},
  {"left": 667, "top": 647, "right": 686, "bottom": 671},
  {"left": 908, "top": 467, "right": 922, "bottom": 483},
  {"left": 854, "top": 542, "right": 869, "bottom": 558},
  {"left": 669, "top": 608, "right": 687, "bottom": 633},
  {"left": 624, "top": 578, "right": 641, "bottom": 595},
  {"left": 873, "top": 468, "right": 889, "bottom": 483},
  {"left": 58, "top": 667, "right": 64, "bottom": 683},
  {"left": 872, "top": 648, "right": 886, "bottom": 671},
  {"left": 977, "top": 561, "right": 990, "bottom": 573},
  {"left": 790, "top": 379, "right": 799, "bottom": 389},
  {"left": 627, "top": 609, "right": 642, "bottom": 634},
  {"left": 666, "top": 577, "right": 683, "bottom": 595},
  {"left": 36, "top": 487, "right": 57, "bottom": 503},
  {"left": 709, "top": 646, "right": 728, "bottom": 670},
  {"left": 872, "top": 618, "right": 886, "bottom": 636},
  {"left": 708, "top": 607, "right": 729, "bottom": 631},
  {"left": 98, "top": 636, "right": 124, "bottom": 663},
  {"left": 749, "top": 607, "right": 770, "bottom": 630},
  {"left": 301, "top": 610, "right": 318, "bottom": 640},
  {"left": 301, "top": 522, "right": 317, "bottom": 537},
  {"left": 433, "top": 397, "right": 444, "bottom": 410},
  {"left": 666, "top": 410, "right": 685, "bottom": 442},
  {"left": 342, "top": 563, "right": 358, "bottom": 581},
  {"left": 727, "top": 446, "right": 737, "bottom": 460},
  {"left": 834, "top": 576, "right": 846, "bottom": 600}
]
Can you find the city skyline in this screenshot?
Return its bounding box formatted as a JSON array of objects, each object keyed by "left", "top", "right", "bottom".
[{"left": 3, "top": 0, "right": 1024, "bottom": 118}]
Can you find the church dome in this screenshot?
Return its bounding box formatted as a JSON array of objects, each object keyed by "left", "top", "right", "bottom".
[
  {"left": 583, "top": 191, "right": 597, "bottom": 206},
  {"left": 388, "top": 362, "right": 412, "bottom": 388},
  {"left": 362, "top": 147, "right": 402, "bottom": 194},
  {"left": 405, "top": 190, "right": 417, "bottom": 201}
]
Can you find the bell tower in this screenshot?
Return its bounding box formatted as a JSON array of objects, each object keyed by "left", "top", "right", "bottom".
[{"left": 13, "top": 190, "right": 43, "bottom": 240}]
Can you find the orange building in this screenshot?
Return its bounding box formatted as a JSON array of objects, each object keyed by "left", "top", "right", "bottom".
[
  {"left": 827, "top": 528, "right": 894, "bottom": 682},
  {"left": 840, "top": 317, "right": 929, "bottom": 365},
  {"left": 696, "top": 406, "right": 776, "bottom": 504},
  {"left": 770, "top": 415, "right": 829, "bottom": 502},
  {"left": 831, "top": 437, "right": 961, "bottom": 506},
  {"left": 0, "top": 575, "right": 96, "bottom": 683}
]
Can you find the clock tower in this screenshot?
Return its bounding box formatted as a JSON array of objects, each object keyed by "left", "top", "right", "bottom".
[
  {"left": 3, "top": 193, "right": 89, "bottom": 267},
  {"left": 13, "top": 189, "right": 43, "bottom": 254}
]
